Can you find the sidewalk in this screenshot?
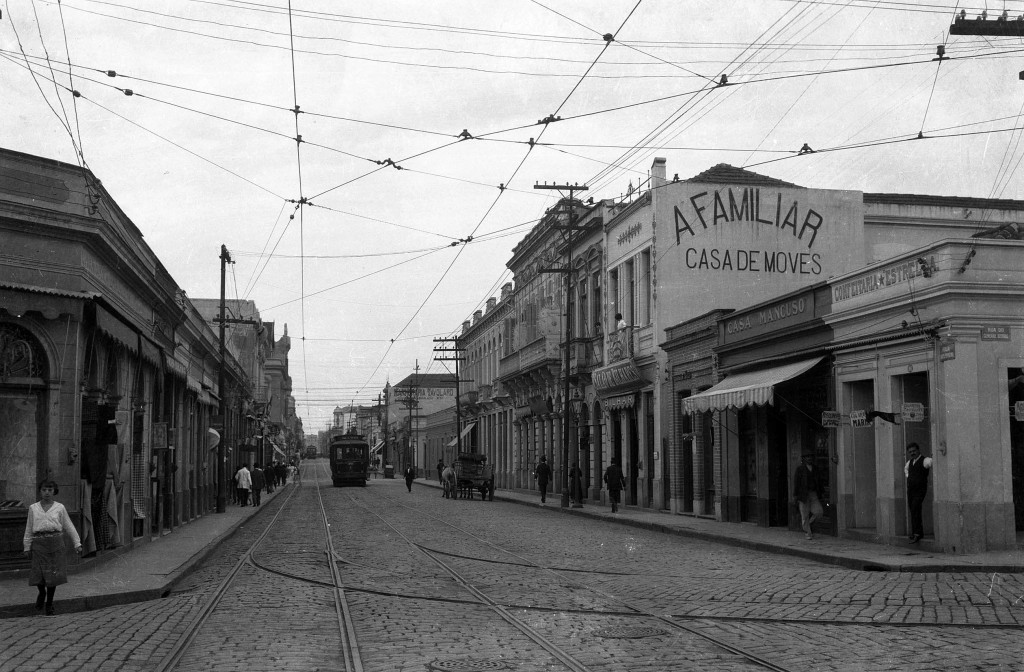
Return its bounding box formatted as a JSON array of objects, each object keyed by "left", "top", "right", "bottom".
[
  {"left": 2, "top": 479, "right": 1021, "bottom": 618},
  {"left": 0, "top": 486, "right": 284, "bottom": 618},
  {"left": 425, "top": 479, "right": 1024, "bottom": 574}
]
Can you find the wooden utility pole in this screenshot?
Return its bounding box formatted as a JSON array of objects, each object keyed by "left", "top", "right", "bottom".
[
  {"left": 216, "top": 244, "right": 231, "bottom": 513},
  {"left": 535, "top": 182, "right": 588, "bottom": 508},
  {"left": 434, "top": 336, "right": 466, "bottom": 459}
]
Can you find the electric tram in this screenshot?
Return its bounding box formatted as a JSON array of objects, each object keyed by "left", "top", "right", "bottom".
[{"left": 329, "top": 431, "right": 369, "bottom": 487}]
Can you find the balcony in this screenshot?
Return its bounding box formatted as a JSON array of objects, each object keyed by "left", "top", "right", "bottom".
[
  {"left": 498, "top": 332, "right": 560, "bottom": 380},
  {"left": 606, "top": 326, "right": 635, "bottom": 364},
  {"left": 568, "top": 336, "right": 603, "bottom": 376}
]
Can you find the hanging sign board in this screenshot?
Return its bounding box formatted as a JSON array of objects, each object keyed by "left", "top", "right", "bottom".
[
  {"left": 850, "top": 410, "right": 871, "bottom": 427},
  {"left": 901, "top": 403, "right": 925, "bottom": 422},
  {"left": 152, "top": 422, "right": 168, "bottom": 451},
  {"left": 1015, "top": 401, "right": 1024, "bottom": 421},
  {"left": 939, "top": 339, "right": 956, "bottom": 361},
  {"left": 821, "top": 411, "right": 842, "bottom": 428}
]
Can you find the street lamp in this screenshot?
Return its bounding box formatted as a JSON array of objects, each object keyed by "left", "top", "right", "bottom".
[{"left": 569, "top": 389, "right": 585, "bottom": 508}]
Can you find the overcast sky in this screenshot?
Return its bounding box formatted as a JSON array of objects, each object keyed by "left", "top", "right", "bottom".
[{"left": 4, "top": 0, "right": 1024, "bottom": 432}]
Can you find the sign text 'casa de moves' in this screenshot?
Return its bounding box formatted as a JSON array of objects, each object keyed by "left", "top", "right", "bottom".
[{"left": 673, "top": 187, "right": 825, "bottom": 275}]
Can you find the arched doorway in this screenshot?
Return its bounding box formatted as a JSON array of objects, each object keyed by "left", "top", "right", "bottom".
[{"left": 0, "top": 322, "right": 48, "bottom": 508}]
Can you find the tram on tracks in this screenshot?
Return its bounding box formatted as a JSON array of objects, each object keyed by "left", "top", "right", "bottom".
[{"left": 329, "top": 430, "right": 369, "bottom": 486}]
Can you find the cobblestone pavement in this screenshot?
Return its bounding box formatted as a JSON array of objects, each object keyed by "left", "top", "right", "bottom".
[{"left": 1, "top": 472, "right": 1022, "bottom": 672}]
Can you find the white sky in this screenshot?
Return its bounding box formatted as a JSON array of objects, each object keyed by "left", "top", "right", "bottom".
[{"left": 4, "top": 0, "right": 1024, "bottom": 432}]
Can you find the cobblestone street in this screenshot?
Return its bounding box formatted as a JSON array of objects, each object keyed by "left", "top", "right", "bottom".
[{"left": 2, "top": 476, "right": 1022, "bottom": 672}]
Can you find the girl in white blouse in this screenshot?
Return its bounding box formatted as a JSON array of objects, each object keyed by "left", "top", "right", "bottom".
[{"left": 22, "top": 479, "right": 82, "bottom": 615}]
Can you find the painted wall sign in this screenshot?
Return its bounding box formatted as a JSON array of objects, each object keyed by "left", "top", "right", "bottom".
[
  {"left": 721, "top": 292, "right": 816, "bottom": 344},
  {"left": 939, "top": 339, "right": 956, "bottom": 361},
  {"left": 832, "top": 256, "right": 937, "bottom": 304},
  {"left": 821, "top": 410, "right": 841, "bottom": 428},
  {"left": 981, "top": 326, "right": 1010, "bottom": 341},
  {"left": 656, "top": 182, "right": 863, "bottom": 329}
]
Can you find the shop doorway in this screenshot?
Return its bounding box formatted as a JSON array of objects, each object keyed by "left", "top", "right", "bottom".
[
  {"left": 1008, "top": 369, "right": 1024, "bottom": 531},
  {"left": 895, "top": 372, "right": 932, "bottom": 538},
  {"left": 628, "top": 410, "right": 639, "bottom": 506},
  {"left": 845, "top": 379, "right": 877, "bottom": 530},
  {"left": 738, "top": 407, "right": 758, "bottom": 522},
  {"left": 644, "top": 391, "right": 654, "bottom": 507},
  {"left": 701, "top": 411, "right": 715, "bottom": 515},
  {"left": 767, "top": 405, "right": 788, "bottom": 527},
  {"left": 677, "top": 390, "right": 694, "bottom": 513}
]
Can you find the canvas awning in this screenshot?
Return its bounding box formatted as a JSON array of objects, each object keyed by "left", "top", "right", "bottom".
[
  {"left": 683, "top": 357, "right": 824, "bottom": 414},
  {"left": 269, "top": 441, "right": 286, "bottom": 458},
  {"left": 370, "top": 441, "right": 384, "bottom": 454},
  {"left": 446, "top": 422, "right": 477, "bottom": 447}
]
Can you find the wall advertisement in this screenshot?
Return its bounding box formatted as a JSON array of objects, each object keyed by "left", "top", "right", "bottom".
[{"left": 656, "top": 182, "right": 864, "bottom": 327}]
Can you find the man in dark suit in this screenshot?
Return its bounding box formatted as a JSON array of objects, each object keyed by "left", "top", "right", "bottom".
[{"left": 905, "top": 442, "right": 933, "bottom": 543}]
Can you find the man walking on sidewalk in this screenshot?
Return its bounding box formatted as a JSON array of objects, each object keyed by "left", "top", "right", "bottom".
[
  {"left": 603, "top": 459, "right": 625, "bottom": 513},
  {"left": 534, "top": 456, "right": 552, "bottom": 505},
  {"left": 793, "top": 452, "right": 823, "bottom": 540}
]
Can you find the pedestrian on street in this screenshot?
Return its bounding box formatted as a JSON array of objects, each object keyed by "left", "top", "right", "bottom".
[
  {"left": 22, "top": 480, "right": 82, "bottom": 615},
  {"left": 251, "top": 463, "right": 265, "bottom": 506},
  {"left": 793, "top": 452, "right": 824, "bottom": 540},
  {"left": 436, "top": 458, "right": 445, "bottom": 482},
  {"left": 404, "top": 466, "right": 416, "bottom": 492},
  {"left": 569, "top": 462, "right": 584, "bottom": 506},
  {"left": 266, "top": 460, "right": 275, "bottom": 493},
  {"left": 905, "top": 442, "right": 933, "bottom": 543},
  {"left": 603, "top": 458, "right": 625, "bottom": 513},
  {"left": 275, "top": 462, "right": 287, "bottom": 487},
  {"left": 534, "top": 455, "right": 552, "bottom": 505},
  {"left": 235, "top": 463, "right": 252, "bottom": 506}
]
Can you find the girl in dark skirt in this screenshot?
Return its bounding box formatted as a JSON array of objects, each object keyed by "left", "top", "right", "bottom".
[{"left": 22, "top": 480, "right": 83, "bottom": 615}]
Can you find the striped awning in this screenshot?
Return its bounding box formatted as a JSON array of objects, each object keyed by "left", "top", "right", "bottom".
[
  {"left": 370, "top": 441, "right": 384, "bottom": 454},
  {"left": 683, "top": 357, "right": 823, "bottom": 414}
]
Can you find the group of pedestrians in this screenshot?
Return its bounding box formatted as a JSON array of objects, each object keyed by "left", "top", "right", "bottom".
[
  {"left": 233, "top": 461, "right": 292, "bottom": 506},
  {"left": 532, "top": 455, "right": 626, "bottom": 513}
]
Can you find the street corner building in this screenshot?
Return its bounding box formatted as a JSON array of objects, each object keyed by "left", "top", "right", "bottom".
[
  {"left": 0, "top": 147, "right": 300, "bottom": 571},
  {"left": 451, "top": 157, "right": 1024, "bottom": 555}
]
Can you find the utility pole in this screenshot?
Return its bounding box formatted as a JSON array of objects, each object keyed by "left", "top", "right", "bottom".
[
  {"left": 535, "top": 182, "right": 588, "bottom": 509},
  {"left": 434, "top": 336, "right": 466, "bottom": 460},
  {"left": 383, "top": 382, "right": 391, "bottom": 468},
  {"left": 216, "top": 244, "right": 231, "bottom": 513},
  {"left": 213, "top": 245, "right": 263, "bottom": 513}
]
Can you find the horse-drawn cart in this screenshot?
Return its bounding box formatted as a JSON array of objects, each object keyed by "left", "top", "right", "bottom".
[{"left": 453, "top": 452, "right": 494, "bottom": 500}]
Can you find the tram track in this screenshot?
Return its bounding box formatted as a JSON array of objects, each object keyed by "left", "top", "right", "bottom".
[
  {"left": 155, "top": 460, "right": 363, "bottom": 672},
  {"left": 344, "top": 486, "right": 796, "bottom": 672}
]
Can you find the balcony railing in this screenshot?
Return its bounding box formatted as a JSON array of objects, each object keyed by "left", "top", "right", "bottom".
[
  {"left": 606, "top": 326, "right": 635, "bottom": 364},
  {"left": 498, "top": 332, "right": 559, "bottom": 379}
]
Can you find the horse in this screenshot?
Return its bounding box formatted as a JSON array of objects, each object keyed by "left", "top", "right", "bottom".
[{"left": 441, "top": 466, "right": 457, "bottom": 499}]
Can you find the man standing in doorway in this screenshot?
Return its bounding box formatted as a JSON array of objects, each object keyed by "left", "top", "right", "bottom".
[
  {"left": 793, "top": 452, "right": 824, "bottom": 540},
  {"left": 905, "top": 442, "right": 933, "bottom": 543},
  {"left": 534, "top": 455, "right": 552, "bottom": 505}
]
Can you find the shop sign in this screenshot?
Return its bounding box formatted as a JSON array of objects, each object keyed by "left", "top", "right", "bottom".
[
  {"left": 939, "top": 339, "right": 956, "bottom": 361},
  {"left": 1015, "top": 401, "right": 1024, "bottom": 421},
  {"left": 832, "top": 255, "right": 937, "bottom": 304},
  {"left": 901, "top": 402, "right": 925, "bottom": 422},
  {"left": 721, "top": 291, "right": 816, "bottom": 344},
  {"left": 981, "top": 326, "right": 1010, "bottom": 341},
  {"left": 850, "top": 410, "right": 870, "bottom": 427},
  {"left": 821, "top": 410, "right": 841, "bottom": 428}
]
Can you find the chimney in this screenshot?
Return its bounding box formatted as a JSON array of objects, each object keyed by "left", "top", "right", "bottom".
[
  {"left": 486, "top": 297, "right": 497, "bottom": 312},
  {"left": 473, "top": 310, "right": 483, "bottom": 325},
  {"left": 501, "top": 282, "right": 514, "bottom": 300},
  {"left": 462, "top": 320, "right": 471, "bottom": 334},
  {"left": 651, "top": 157, "right": 667, "bottom": 191}
]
